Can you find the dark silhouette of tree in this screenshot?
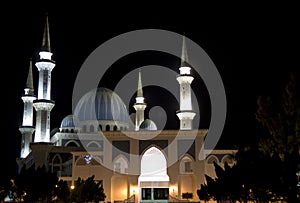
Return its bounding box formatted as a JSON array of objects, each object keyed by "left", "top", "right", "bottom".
[
  {"left": 52, "top": 179, "right": 70, "bottom": 202},
  {"left": 255, "top": 72, "right": 300, "bottom": 202},
  {"left": 70, "top": 175, "right": 106, "bottom": 203},
  {"left": 10, "top": 164, "right": 58, "bottom": 202},
  {"left": 0, "top": 178, "right": 10, "bottom": 202}
]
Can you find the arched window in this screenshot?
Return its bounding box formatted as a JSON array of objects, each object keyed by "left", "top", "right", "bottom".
[
  {"left": 222, "top": 155, "right": 234, "bottom": 164},
  {"left": 207, "top": 155, "right": 218, "bottom": 164},
  {"left": 106, "top": 125, "right": 110, "bottom": 131},
  {"left": 99, "top": 124, "right": 102, "bottom": 131},
  {"left": 113, "top": 125, "right": 118, "bottom": 131},
  {"left": 113, "top": 155, "right": 129, "bottom": 174},
  {"left": 71, "top": 129, "right": 74, "bottom": 133},
  {"left": 52, "top": 154, "right": 62, "bottom": 174},
  {"left": 90, "top": 125, "right": 94, "bottom": 132},
  {"left": 180, "top": 156, "right": 193, "bottom": 174}
]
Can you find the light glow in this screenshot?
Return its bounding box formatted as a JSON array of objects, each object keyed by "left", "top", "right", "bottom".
[
  {"left": 39, "top": 51, "right": 52, "bottom": 60},
  {"left": 136, "top": 96, "right": 145, "bottom": 103},
  {"left": 130, "top": 186, "right": 138, "bottom": 195},
  {"left": 179, "top": 66, "right": 191, "bottom": 75}
]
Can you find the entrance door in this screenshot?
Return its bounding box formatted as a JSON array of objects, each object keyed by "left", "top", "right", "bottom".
[{"left": 138, "top": 147, "right": 169, "bottom": 203}]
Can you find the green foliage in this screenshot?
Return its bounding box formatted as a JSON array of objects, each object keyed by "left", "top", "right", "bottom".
[{"left": 70, "top": 175, "right": 106, "bottom": 203}]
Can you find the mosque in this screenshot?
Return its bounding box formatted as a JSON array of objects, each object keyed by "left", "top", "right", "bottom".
[{"left": 16, "top": 16, "right": 236, "bottom": 203}]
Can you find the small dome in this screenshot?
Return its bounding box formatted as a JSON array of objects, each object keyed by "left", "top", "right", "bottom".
[
  {"left": 74, "top": 87, "right": 129, "bottom": 123},
  {"left": 60, "top": 114, "right": 80, "bottom": 128},
  {"left": 139, "top": 119, "right": 157, "bottom": 131}
]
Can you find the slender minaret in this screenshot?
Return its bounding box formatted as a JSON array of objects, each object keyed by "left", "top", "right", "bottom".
[
  {"left": 133, "top": 69, "right": 147, "bottom": 131},
  {"left": 19, "top": 59, "right": 36, "bottom": 158},
  {"left": 176, "top": 35, "right": 196, "bottom": 130},
  {"left": 33, "top": 15, "right": 55, "bottom": 142}
]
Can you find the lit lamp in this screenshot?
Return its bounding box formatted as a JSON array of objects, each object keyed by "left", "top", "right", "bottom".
[{"left": 70, "top": 185, "right": 75, "bottom": 190}]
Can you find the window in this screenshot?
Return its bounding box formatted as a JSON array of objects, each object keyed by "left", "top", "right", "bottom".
[
  {"left": 113, "top": 156, "right": 128, "bottom": 174},
  {"left": 185, "top": 161, "right": 192, "bottom": 173},
  {"left": 154, "top": 188, "right": 169, "bottom": 200},
  {"left": 90, "top": 125, "right": 94, "bottom": 132},
  {"left": 142, "top": 188, "right": 151, "bottom": 200},
  {"left": 180, "top": 156, "right": 193, "bottom": 174},
  {"left": 113, "top": 125, "right": 117, "bottom": 131}
]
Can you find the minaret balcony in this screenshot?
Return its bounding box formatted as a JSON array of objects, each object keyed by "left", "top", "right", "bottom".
[
  {"left": 33, "top": 99, "right": 55, "bottom": 111},
  {"left": 176, "top": 75, "right": 194, "bottom": 84},
  {"left": 35, "top": 60, "right": 55, "bottom": 71}
]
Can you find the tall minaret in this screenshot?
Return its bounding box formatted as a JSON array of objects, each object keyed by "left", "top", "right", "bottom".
[
  {"left": 133, "top": 69, "right": 147, "bottom": 131},
  {"left": 176, "top": 35, "right": 196, "bottom": 130},
  {"left": 19, "top": 59, "right": 36, "bottom": 158},
  {"left": 33, "top": 15, "right": 55, "bottom": 142}
]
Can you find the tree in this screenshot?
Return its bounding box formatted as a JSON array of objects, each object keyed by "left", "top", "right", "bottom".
[
  {"left": 11, "top": 164, "right": 58, "bottom": 202},
  {"left": 70, "top": 175, "right": 106, "bottom": 203},
  {"left": 255, "top": 72, "right": 300, "bottom": 202},
  {"left": 52, "top": 179, "right": 70, "bottom": 202}
]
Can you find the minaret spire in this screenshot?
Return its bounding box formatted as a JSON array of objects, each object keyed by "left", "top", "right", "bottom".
[
  {"left": 25, "top": 58, "right": 34, "bottom": 95},
  {"left": 181, "top": 35, "right": 189, "bottom": 67},
  {"left": 137, "top": 69, "right": 143, "bottom": 97},
  {"left": 41, "top": 14, "right": 51, "bottom": 52},
  {"left": 176, "top": 34, "right": 196, "bottom": 130},
  {"left": 19, "top": 59, "right": 36, "bottom": 158},
  {"left": 33, "top": 14, "right": 55, "bottom": 143},
  {"left": 133, "top": 69, "right": 147, "bottom": 131}
]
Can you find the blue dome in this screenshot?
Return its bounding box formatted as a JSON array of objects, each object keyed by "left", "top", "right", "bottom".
[
  {"left": 140, "top": 119, "right": 157, "bottom": 131},
  {"left": 60, "top": 114, "right": 79, "bottom": 128},
  {"left": 74, "top": 87, "right": 129, "bottom": 123}
]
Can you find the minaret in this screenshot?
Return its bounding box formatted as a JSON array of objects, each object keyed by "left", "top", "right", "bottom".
[
  {"left": 19, "top": 59, "right": 36, "bottom": 158},
  {"left": 176, "top": 35, "right": 196, "bottom": 130},
  {"left": 133, "top": 69, "right": 147, "bottom": 131},
  {"left": 33, "top": 15, "right": 55, "bottom": 142}
]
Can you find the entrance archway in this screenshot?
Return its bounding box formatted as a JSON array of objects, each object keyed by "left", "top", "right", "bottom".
[{"left": 138, "top": 146, "right": 169, "bottom": 202}]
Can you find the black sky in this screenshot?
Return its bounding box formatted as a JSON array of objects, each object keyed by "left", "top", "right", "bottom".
[{"left": 1, "top": 4, "right": 298, "bottom": 181}]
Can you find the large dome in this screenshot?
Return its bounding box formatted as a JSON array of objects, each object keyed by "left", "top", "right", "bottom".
[{"left": 74, "top": 87, "right": 129, "bottom": 123}]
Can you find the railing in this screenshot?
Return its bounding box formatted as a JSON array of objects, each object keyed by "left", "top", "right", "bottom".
[{"left": 124, "top": 195, "right": 135, "bottom": 203}]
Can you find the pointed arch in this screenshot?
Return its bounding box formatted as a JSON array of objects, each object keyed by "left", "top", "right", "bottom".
[
  {"left": 86, "top": 141, "right": 101, "bottom": 148},
  {"left": 140, "top": 146, "right": 168, "bottom": 178},
  {"left": 179, "top": 155, "right": 194, "bottom": 174},
  {"left": 113, "top": 154, "right": 129, "bottom": 174},
  {"left": 221, "top": 154, "right": 234, "bottom": 164},
  {"left": 207, "top": 155, "right": 219, "bottom": 164},
  {"left": 65, "top": 140, "right": 80, "bottom": 147},
  {"left": 51, "top": 154, "right": 62, "bottom": 174},
  {"left": 140, "top": 144, "right": 168, "bottom": 160}
]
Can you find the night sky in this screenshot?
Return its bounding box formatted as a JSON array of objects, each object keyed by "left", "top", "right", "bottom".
[{"left": 1, "top": 5, "right": 297, "bottom": 182}]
